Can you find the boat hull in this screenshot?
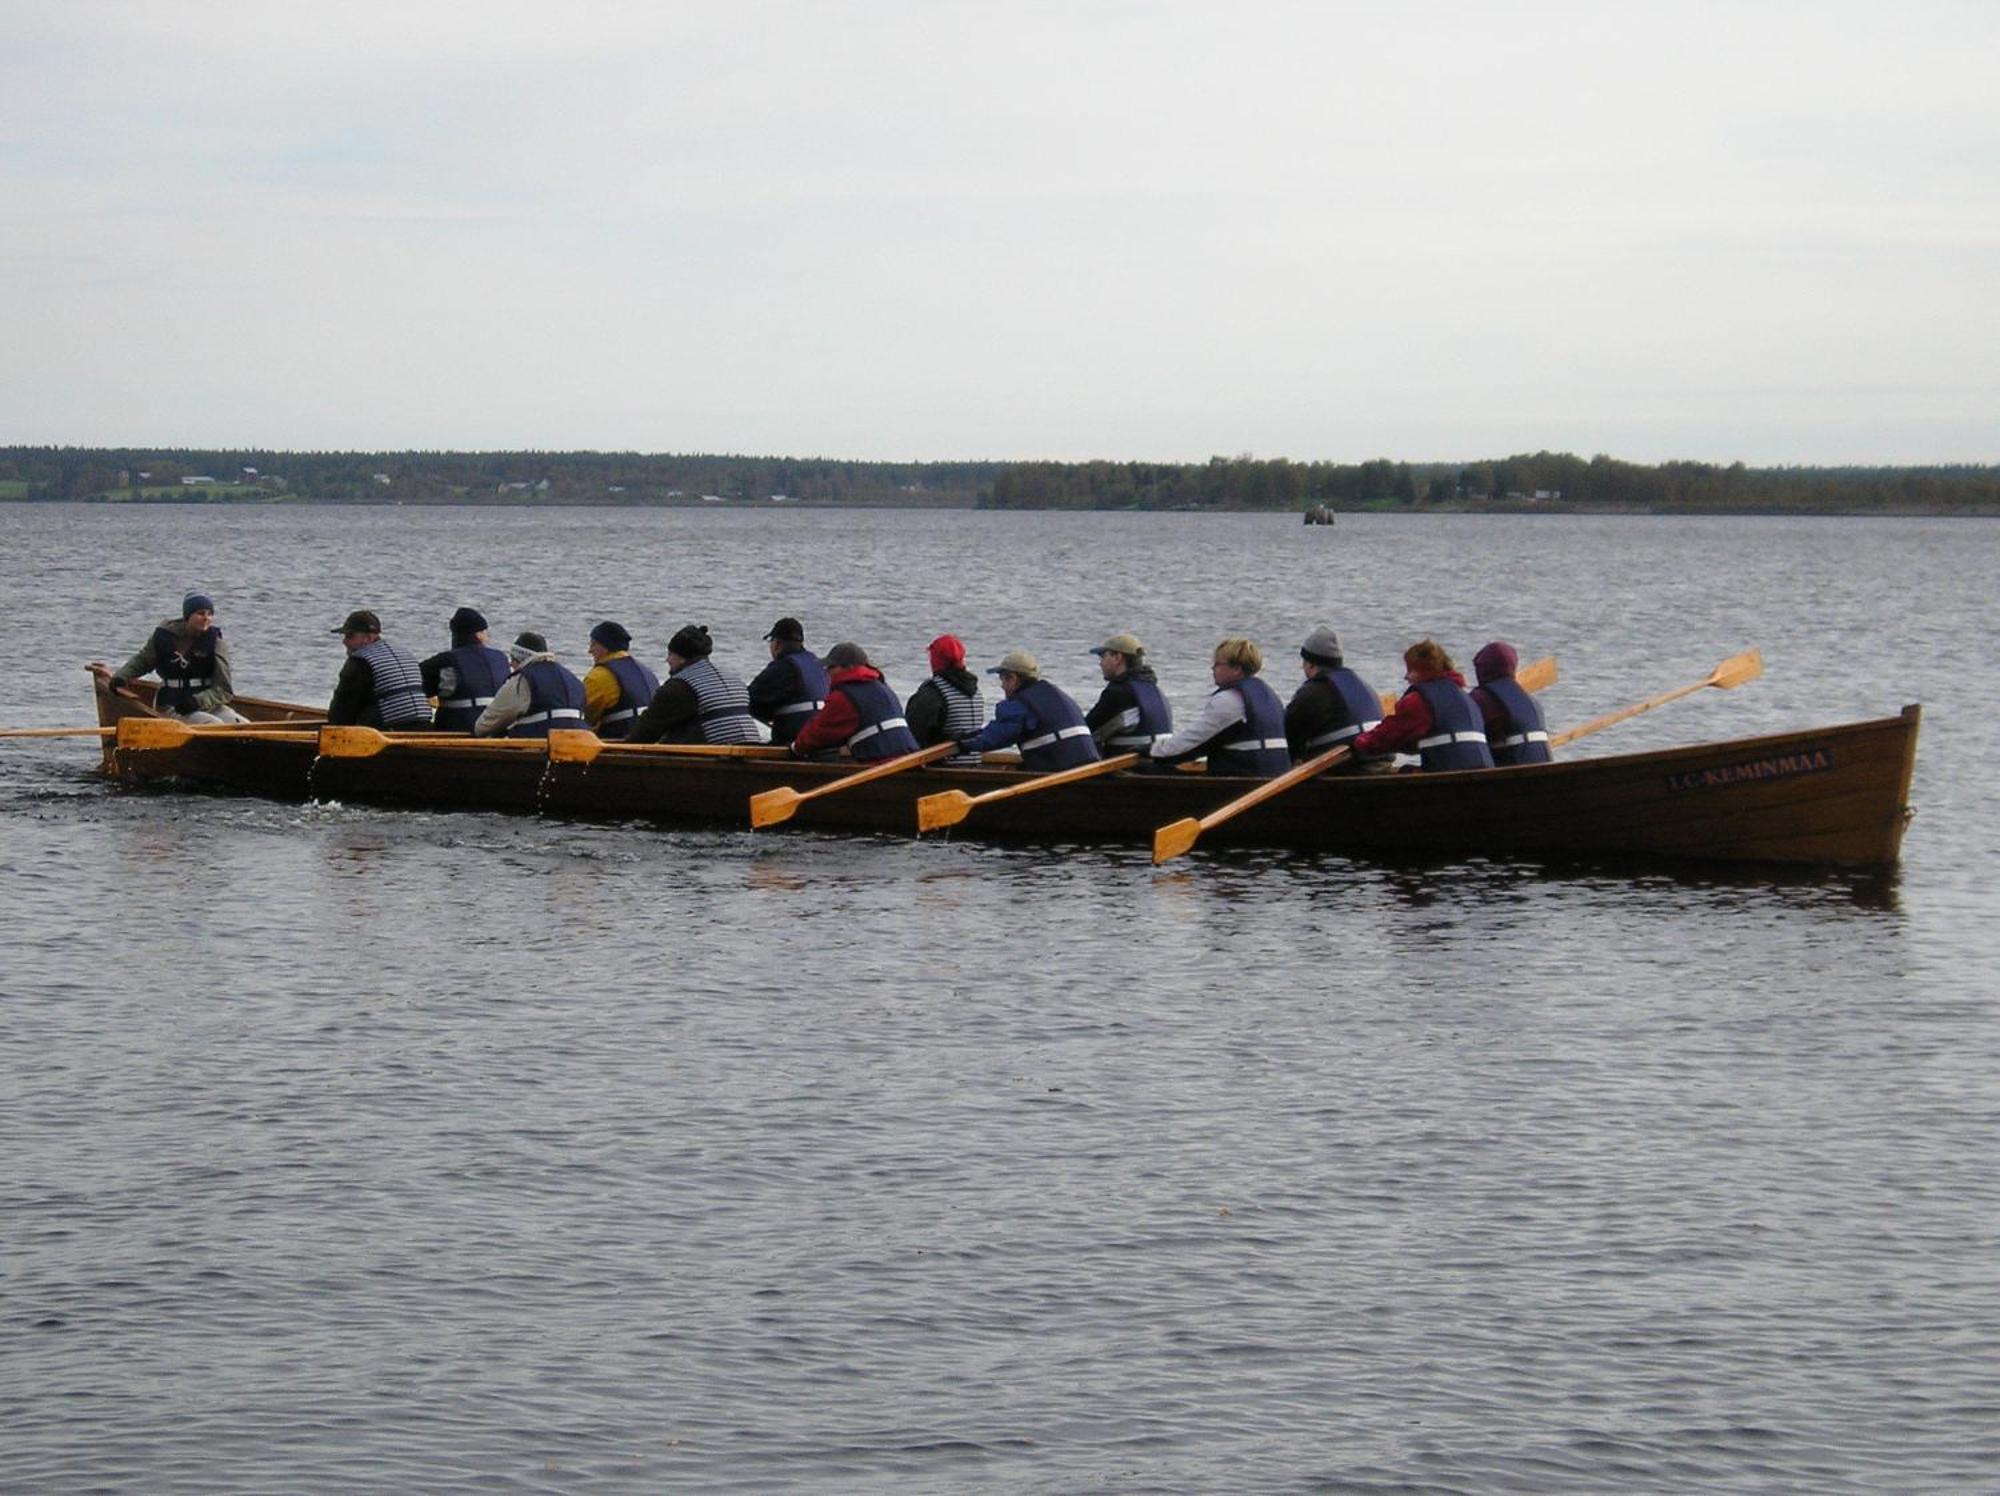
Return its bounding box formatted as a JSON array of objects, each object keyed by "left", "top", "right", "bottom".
[{"left": 104, "top": 694, "right": 1922, "bottom": 868}]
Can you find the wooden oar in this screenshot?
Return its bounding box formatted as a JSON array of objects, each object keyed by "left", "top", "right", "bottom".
[
  {"left": 545, "top": 729, "right": 788, "bottom": 764},
  {"left": 1549, "top": 648, "right": 1762, "bottom": 749},
  {"left": 750, "top": 742, "right": 959, "bottom": 829},
  {"left": 0, "top": 725, "right": 119, "bottom": 739},
  {"left": 916, "top": 753, "right": 1138, "bottom": 833},
  {"left": 317, "top": 726, "right": 554, "bottom": 758},
  {"left": 1153, "top": 654, "right": 1559, "bottom": 865},
  {"left": 118, "top": 717, "right": 319, "bottom": 751}
]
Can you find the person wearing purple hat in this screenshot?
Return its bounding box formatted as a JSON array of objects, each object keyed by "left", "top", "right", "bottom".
[
  {"left": 1469, "top": 640, "right": 1552, "bottom": 765},
  {"left": 419, "top": 606, "right": 512, "bottom": 734},
  {"left": 89, "top": 590, "right": 245, "bottom": 723}
]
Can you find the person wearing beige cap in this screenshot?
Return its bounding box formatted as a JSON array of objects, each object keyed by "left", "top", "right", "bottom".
[
  {"left": 1084, "top": 631, "right": 1173, "bottom": 753},
  {"left": 955, "top": 649, "right": 1100, "bottom": 771}
]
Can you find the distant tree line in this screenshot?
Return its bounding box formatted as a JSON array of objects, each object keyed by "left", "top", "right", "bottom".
[
  {"left": 984, "top": 452, "right": 2000, "bottom": 514},
  {"left": 3, "top": 445, "right": 1996, "bottom": 514}
]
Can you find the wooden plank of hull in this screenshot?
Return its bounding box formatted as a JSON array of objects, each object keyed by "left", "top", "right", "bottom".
[
  {"left": 92, "top": 675, "right": 321, "bottom": 775},
  {"left": 104, "top": 704, "right": 1921, "bottom": 869}
]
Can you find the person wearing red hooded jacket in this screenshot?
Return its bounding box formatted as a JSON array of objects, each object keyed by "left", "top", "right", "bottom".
[
  {"left": 789, "top": 642, "right": 921, "bottom": 761},
  {"left": 1468, "top": 640, "right": 1552, "bottom": 765},
  {"left": 1352, "top": 638, "right": 1496, "bottom": 771}
]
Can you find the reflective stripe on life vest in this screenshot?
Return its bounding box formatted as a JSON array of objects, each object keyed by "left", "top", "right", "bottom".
[
  {"left": 1418, "top": 729, "right": 1489, "bottom": 749},
  {"left": 1022, "top": 723, "right": 1092, "bottom": 752},
  {"left": 848, "top": 716, "right": 911, "bottom": 745},
  {"left": 1304, "top": 717, "right": 1381, "bottom": 750},
  {"left": 516, "top": 708, "right": 585, "bottom": 728}
]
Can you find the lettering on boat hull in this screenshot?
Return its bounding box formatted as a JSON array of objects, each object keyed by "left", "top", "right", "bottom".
[{"left": 1665, "top": 747, "right": 1832, "bottom": 793}]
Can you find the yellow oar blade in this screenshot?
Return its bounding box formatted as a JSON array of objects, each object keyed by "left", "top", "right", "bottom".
[
  {"left": 916, "top": 789, "right": 975, "bottom": 833},
  {"left": 749, "top": 786, "right": 804, "bottom": 828},
  {"left": 547, "top": 729, "right": 604, "bottom": 764},
  {"left": 318, "top": 726, "right": 393, "bottom": 758},
  {"left": 1712, "top": 648, "right": 1762, "bottom": 690},
  {"left": 1518, "top": 655, "right": 1558, "bottom": 693},
  {"left": 1153, "top": 817, "right": 1203, "bottom": 865},
  {"left": 119, "top": 717, "right": 196, "bottom": 750}
]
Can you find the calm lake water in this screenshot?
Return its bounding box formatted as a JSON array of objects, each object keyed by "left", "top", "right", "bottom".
[{"left": 2, "top": 504, "right": 1996, "bottom": 1493}]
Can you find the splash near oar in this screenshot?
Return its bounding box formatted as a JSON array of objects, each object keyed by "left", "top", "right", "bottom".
[{"left": 750, "top": 742, "right": 959, "bottom": 829}]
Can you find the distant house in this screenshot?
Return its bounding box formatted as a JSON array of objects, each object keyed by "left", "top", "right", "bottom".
[
  {"left": 1532, "top": 489, "right": 1561, "bottom": 501},
  {"left": 701, "top": 494, "right": 725, "bottom": 503},
  {"left": 242, "top": 466, "right": 259, "bottom": 478},
  {"left": 181, "top": 475, "right": 215, "bottom": 485},
  {"left": 373, "top": 473, "right": 393, "bottom": 485},
  {"left": 607, "top": 485, "right": 626, "bottom": 494}
]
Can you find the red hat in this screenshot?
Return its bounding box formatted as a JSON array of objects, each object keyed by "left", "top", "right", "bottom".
[{"left": 928, "top": 634, "right": 966, "bottom": 673}]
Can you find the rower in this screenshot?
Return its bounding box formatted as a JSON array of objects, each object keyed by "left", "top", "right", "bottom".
[
  {"left": 1283, "top": 626, "right": 1384, "bottom": 767},
  {"left": 420, "top": 606, "right": 511, "bottom": 733},
  {"left": 90, "top": 590, "right": 247, "bottom": 723},
  {"left": 474, "top": 631, "right": 588, "bottom": 738},
  {"left": 904, "top": 633, "right": 986, "bottom": 766},
  {"left": 1352, "top": 639, "right": 1495, "bottom": 771},
  {"left": 327, "top": 608, "right": 432, "bottom": 730},
  {"left": 582, "top": 620, "right": 660, "bottom": 741},
  {"left": 1470, "top": 640, "right": 1553, "bottom": 765},
  {"left": 790, "top": 642, "right": 921, "bottom": 761},
  {"left": 1085, "top": 632, "right": 1173, "bottom": 754},
  {"left": 747, "top": 616, "right": 831, "bottom": 747},
  {"left": 1142, "top": 636, "right": 1290, "bottom": 777},
  {"left": 957, "top": 650, "right": 1100, "bottom": 771},
  {"left": 625, "top": 624, "right": 764, "bottom": 745}
]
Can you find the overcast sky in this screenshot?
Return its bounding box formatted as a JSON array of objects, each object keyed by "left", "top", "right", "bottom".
[{"left": 3, "top": 0, "right": 1994, "bottom": 464}]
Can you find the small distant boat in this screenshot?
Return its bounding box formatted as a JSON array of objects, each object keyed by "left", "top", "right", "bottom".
[
  {"left": 1303, "top": 504, "right": 1335, "bottom": 526},
  {"left": 90, "top": 675, "right": 1920, "bottom": 869}
]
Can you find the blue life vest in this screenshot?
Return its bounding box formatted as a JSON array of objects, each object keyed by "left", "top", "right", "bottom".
[
  {"left": 1480, "top": 677, "right": 1552, "bottom": 765},
  {"left": 509, "top": 659, "right": 588, "bottom": 738},
  {"left": 835, "top": 676, "right": 920, "bottom": 762},
  {"left": 1298, "top": 667, "right": 1384, "bottom": 753},
  {"left": 1102, "top": 676, "right": 1174, "bottom": 752},
  {"left": 1212, "top": 675, "right": 1291, "bottom": 776},
  {"left": 596, "top": 654, "right": 661, "bottom": 740},
  {"left": 149, "top": 623, "right": 220, "bottom": 714},
  {"left": 432, "top": 643, "right": 511, "bottom": 732},
  {"left": 354, "top": 637, "right": 431, "bottom": 728},
  {"left": 1412, "top": 678, "right": 1496, "bottom": 771},
  {"left": 1014, "top": 679, "right": 1099, "bottom": 770},
  {"left": 755, "top": 647, "right": 831, "bottom": 745}
]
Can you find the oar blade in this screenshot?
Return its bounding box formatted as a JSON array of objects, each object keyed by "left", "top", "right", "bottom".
[
  {"left": 318, "top": 726, "right": 392, "bottom": 758},
  {"left": 118, "top": 717, "right": 195, "bottom": 751},
  {"left": 915, "top": 789, "right": 974, "bottom": 833},
  {"left": 1712, "top": 648, "right": 1763, "bottom": 690},
  {"left": 749, "top": 786, "right": 803, "bottom": 829},
  {"left": 547, "top": 729, "right": 603, "bottom": 764},
  {"left": 1153, "top": 817, "right": 1203, "bottom": 865}
]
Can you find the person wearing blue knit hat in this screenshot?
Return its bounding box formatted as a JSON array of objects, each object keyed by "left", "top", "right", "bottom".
[{"left": 89, "top": 589, "right": 246, "bottom": 722}]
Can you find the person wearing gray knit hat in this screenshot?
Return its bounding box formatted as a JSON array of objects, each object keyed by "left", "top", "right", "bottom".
[
  {"left": 1284, "top": 625, "right": 1385, "bottom": 765},
  {"left": 89, "top": 588, "right": 246, "bottom": 724}
]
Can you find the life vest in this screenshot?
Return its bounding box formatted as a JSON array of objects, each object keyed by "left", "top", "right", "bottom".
[
  {"left": 432, "top": 643, "right": 511, "bottom": 732},
  {"left": 758, "top": 647, "right": 830, "bottom": 745},
  {"left": 677, "top": 657, "right": 763, "bottom": 744},
  {"left": 1298, "top": 667, "right": 1383, "bottom": 752},
  {"left": 1211, "top": 675, "right": 1290, "bottom": 776},
  {"left": 924, "top": 672, "right": 986, "bottom": 766},
  {"left": 1014, "top": 679, "right": 1098, "bottom": 770},
  {"left": 508, "top": 658, "right": 588, "bottom": 738},
  {"left": 1480, "top": 677, "right": 1552, "bottom": 765},
  {"left": 149, "top": 622, "right": 219, "bottom": 715},
  {"left": 595, "top": 654, "right": 661, "bottom": 740},
  {"left": 1102, "top": 675, "right": 1174, "bottom": 752},
  {"left": 354, "top": 637, "right": 431, "bottom": 728},
  {"left": 1412, "top": 677, "right": 1496, "bottom": 771},
  {"left": 834, "top": 675, "right": 920, "bottom": 762}
]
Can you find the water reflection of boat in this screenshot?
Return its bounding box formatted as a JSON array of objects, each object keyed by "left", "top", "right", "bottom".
[{"left": 92, "top": 676, "right": 1919, "bottom": 869}]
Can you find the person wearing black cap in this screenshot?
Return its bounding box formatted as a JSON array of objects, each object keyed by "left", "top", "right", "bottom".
[
  {"left": 1084, "top": 631, "right": 1173, "bottom": 754},
  {"left": 581, "top": 620, "right": 660, "bottom": 740},
  {"left": 327, "top": 609, "right": 432, "bottom": 729},
  {"left": 746, "top": 615, "right": 830, "bottom": 747},
  {"left": 789, "top": 642, "right": 920, "bottom": 761},
  {"left": 624, "top": 624, "right": 763, "bottom": 746},
  {"left": 419, "top": 606, "right": 513, "bottom": 733},
  {"left": 473, "top": 631, "right": 589, "bottom": 738},
  {"left": 90, "top": 590, "right": 247, "bottom": 723},
  {"left": 1284, "top": 626, "right": 1385, "bottom": 765}
]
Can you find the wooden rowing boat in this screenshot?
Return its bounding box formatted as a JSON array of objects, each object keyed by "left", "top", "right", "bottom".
[
  {"left": 88, "top": 673, "right": 324, "bottom": 773},
  {"left": 93, "top": 673, "right": 1922, "bottom": 867}
]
